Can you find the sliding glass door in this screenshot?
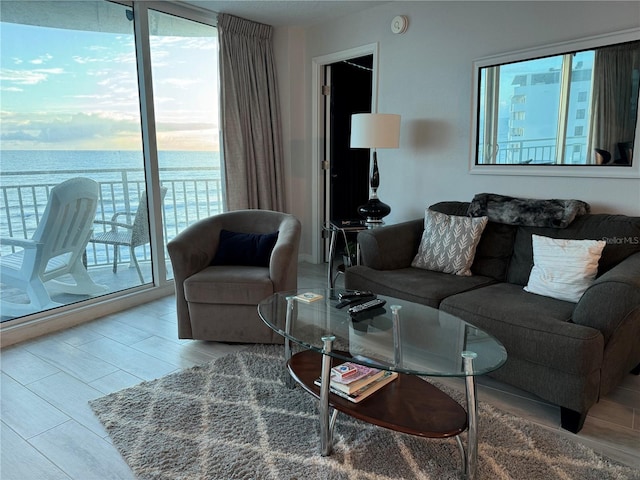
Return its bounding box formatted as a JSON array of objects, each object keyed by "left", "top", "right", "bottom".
[
  {"left": 147, "top": 9, "right": 221, "bottom": 281},
  {"left": 0, "top": 1, "right": 221, "bottom": 323}
]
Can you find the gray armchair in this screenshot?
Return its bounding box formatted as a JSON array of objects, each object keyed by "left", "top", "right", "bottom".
[{"left": 167, "top": 209, "right": 301, "bottom": 343}]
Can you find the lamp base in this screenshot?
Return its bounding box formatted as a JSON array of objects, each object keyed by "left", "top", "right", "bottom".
[{"left": 358, "top": 198, "right": 391, "bottom": 224}]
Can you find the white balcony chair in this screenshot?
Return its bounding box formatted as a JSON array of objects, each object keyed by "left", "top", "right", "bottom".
[
  {"left": 88, "top": 187, "right": 167, "bottom": 283},
  {"left": 0, "top": 177, "right": 107, "bottom": 317}
]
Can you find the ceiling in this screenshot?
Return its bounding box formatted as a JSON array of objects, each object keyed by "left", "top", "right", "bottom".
[{"left": 179, "top": 0, "right": 387, "bottom": 27}]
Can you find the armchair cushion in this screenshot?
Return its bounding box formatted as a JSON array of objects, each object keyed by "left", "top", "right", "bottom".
[
  {"left": 211, "top": 229, "right": 278, "bottom": 267},
  {"left": 184, "top": 266, "right": 273, "bottom": 305}
]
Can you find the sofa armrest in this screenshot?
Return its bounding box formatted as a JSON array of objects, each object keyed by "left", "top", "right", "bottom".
[
  {"left": 357, "top": 219, "right": 423, "bottom": 270},
  {"left": 573, "top": 251, "right": 640, "bottom": 342}
]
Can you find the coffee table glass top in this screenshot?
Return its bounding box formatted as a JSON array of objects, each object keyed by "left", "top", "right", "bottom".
[{"left": 258, "top": 289, "right": 507, "bottom": 377}]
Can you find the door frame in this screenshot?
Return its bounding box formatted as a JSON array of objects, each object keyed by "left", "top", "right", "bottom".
[{"left": 310, "top": 43, "right": 379, "bottom": 263}]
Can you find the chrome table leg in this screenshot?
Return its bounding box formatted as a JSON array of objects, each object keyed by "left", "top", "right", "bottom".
[
  {"left": 455, "top": 435, "right": 467, "bottom": 476},
  {"left": 284, "top": 296, "right": 295, "bottom": 388},
  {"left": 462, "top": 351, "right": 478, "bottom": 480},
  {"left": 320, "top": 334, "right": 336, "bottom": 456},
  {"left": 391, "top": 305, "right": 403, "bottom": 367}
]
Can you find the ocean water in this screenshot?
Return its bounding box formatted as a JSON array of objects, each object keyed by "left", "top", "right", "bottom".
[
  {"left": 0, "top": 150, "right": 223, "bottom": 261},
  {"left": 1, "top": 150, "right": 221, "bottom": 185}
]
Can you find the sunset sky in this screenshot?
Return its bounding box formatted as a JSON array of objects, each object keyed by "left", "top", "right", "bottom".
[{"left": 1, "top": 12, "right": 219, "bottom": 151}]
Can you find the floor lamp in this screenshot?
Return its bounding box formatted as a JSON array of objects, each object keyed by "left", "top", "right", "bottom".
[{"left": 350, "top": 113, "right": 401, "bottom": 224}]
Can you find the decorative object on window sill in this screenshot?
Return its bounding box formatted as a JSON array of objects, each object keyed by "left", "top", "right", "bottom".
[{"left": 350, "top": 113, "right": 401, "bottom": 224}]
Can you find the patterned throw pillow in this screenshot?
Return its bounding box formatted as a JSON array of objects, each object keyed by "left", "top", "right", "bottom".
[{"left": 411, "top": 209, "right": 488, "bottom": 276}]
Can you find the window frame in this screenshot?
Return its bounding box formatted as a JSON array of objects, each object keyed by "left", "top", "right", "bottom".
[{"left": 469, "top": 27, "right": 640, "bottom": 178}]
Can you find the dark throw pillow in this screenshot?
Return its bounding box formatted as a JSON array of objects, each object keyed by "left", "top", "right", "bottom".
[{"left": 211, "top": 230, "right": 279, "bottom": 267}]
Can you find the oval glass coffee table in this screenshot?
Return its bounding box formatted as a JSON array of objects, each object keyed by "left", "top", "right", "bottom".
[{"left": 258, "top": 289, "right": 507, "bottom": 480}]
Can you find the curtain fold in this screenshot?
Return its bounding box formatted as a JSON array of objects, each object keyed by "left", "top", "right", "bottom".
[
  {"left": 589, "top": 41, "right": 640, "bottom": 164},
  {"left": 217, "top": 13, "right": 285, "bottom": 211}
]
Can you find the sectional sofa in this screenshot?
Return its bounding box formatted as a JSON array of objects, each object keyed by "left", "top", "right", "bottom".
[{"left": 345, "top": 196, "right": 640, "bottom": 433}]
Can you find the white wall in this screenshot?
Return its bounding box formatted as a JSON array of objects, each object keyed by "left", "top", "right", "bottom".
[{"left": 279, "top": 1, "right": 640, "bottom": 261}]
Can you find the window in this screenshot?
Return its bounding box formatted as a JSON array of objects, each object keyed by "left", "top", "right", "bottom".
[
  {"left": 0, "top": 1, "right": 221, "bottom": 323},
  {"left": 576, "top": 109, "right": 586, "bottom": 119},
  {"left": 147, "top": 9, "right": 221, "bottom": 281}
]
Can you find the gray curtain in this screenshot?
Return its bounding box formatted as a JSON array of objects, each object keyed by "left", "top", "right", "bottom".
[
  {"left": 217, "top": 13, "right": 285, "bottom": 211},
  {"left": 589, "top": 41, "right": 640, "bottom": 164}
]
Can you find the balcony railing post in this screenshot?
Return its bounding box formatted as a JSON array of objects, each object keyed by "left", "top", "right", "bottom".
[{"left": 121, "top": 170, "right": 133, "bottom": 224}]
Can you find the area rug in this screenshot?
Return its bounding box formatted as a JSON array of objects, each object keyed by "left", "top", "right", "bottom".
[{"left": 90, "top": 345, "right": 638, "bottom": 480}]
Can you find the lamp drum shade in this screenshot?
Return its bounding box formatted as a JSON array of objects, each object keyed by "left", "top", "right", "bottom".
[{"left": 350, "top": 113, "right": 401, "bottom": 149}]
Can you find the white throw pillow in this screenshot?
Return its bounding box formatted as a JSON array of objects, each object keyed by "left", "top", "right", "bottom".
[
  {"left": 411, "top": 209, "right": 488, "bottom": 276},
  {"left": 524, "top": 234, "right": 606, "bottom": 303}
]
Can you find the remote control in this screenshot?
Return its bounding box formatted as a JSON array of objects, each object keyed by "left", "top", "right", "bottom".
[
  {"left": 336, "top": 295, "right": 376, "bottom": 309},
  {"left": 339, "top": 290, "right": 373, "bottom": 300},
  {"left": 351, "top": 307, "right": 387, "bottom": 323},
  {"left": 348, "top": 298, "right": 386, "bottom": 315}
]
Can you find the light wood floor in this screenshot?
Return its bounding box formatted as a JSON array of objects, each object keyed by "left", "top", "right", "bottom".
[{"left": 1, "top": 262, "right": 638, "bottom": 479}]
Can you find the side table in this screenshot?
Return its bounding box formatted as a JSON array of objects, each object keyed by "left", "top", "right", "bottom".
[{"left": 323, "top": 220, "right": 368, "bottom": 288}]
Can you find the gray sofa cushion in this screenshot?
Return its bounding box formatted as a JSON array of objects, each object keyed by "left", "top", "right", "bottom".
[
  {"left": 345, "top": 265, "right": 495, "bottom": 308},
  {"left": 440, "top": 282, "right": 603, "bottom": 376}
]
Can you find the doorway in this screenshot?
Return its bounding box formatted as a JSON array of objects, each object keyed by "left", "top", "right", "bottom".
[
  {"left": 322, "top": 55, "right": 374, "bottom": 264},
  {"left": 311, "top": 44, "right": 377, "bottom": 265},
  {"left": 325, "top": 55, "right": 374, "bottom": 222}
]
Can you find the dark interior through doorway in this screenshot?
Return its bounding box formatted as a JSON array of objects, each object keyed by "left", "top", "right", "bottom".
[{"left": 327, "top": 55, "right": 373, "bottom": 222}]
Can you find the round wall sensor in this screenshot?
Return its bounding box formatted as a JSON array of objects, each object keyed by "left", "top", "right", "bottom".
[{"left": 391, "top": 15, "right": 408, "bottom": 35}]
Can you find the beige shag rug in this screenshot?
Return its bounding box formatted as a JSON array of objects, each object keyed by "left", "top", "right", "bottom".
[{"left": 90, "top": 345, "right": 639, "bottom": 480}]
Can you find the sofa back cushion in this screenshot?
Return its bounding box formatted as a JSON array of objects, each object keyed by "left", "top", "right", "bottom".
[
  {"left": 507, "top": 214, "right": 640, "bottom": 286},
  {"left": 430, "top": 201, "right": 516, "bottom": 281}
]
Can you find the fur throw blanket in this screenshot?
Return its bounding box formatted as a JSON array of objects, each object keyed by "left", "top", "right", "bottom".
[{"left": 468, "top": 193, "right": 590, "bottom": 228}]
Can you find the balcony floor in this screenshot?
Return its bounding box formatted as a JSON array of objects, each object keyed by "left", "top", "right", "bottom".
[{"left": 1, "top": 261, "right": 157, "bottom": 323}]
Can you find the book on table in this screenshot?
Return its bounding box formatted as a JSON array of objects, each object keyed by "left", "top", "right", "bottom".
[
  {"left": 314, "top": 370, "right": 398, "bottom": 403},
  {"left": 329, "top": 362, "right": 387, "bottom": 394},
  {"left": 314, "top": 360, "right": 399, "bottom": 403},
  {"left": 294, "top": 292, "right": 324, "bottom": 303}
]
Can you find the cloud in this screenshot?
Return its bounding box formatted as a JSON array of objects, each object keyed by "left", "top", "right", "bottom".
[
  {"left": 157, "top": 121, "right": 216, "bottom": 133},
  {"left": 0, "top": 68, "right": 64, "bottom": 86},
  {"left": 1, "top": 130, "right": 39, "bottom": 141},
  {"left": 29, "top": 54, "right": 53, "bottom": 65},
  {"left": 163, "top": 78, "right": 201, "bottom": 89},
  {"left": 1, "top": 112, "right": 140, "bottom": 145}
]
